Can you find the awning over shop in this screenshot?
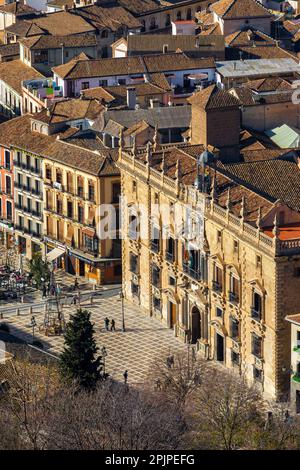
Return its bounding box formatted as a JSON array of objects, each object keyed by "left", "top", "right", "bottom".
[{"left": 46, "top": 247, "right": 65, "bottom": 263}]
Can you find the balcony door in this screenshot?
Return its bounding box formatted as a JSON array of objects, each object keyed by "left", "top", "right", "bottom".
[
  {"left": 191, "top": 307, "right": 201, "bottom": 344},
  {"left": 216, "top": 333, "right": 224, "bottom": 362},
  {"left": 169, "top": 301, "right": 176, "bottom": 328}
]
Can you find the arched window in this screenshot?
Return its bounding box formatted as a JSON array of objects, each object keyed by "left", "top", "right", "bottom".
[
  {"left": 165, "top": 13, "right": 171, "bottom": 26},
  {"left": 186, "top": 8, "right": 192, "bottom": 20},
  {"left": 101, "top": 30, "right": 108, "bottom": 38},
  {"left": 141, "top": 19, "right": 146, "bottom": 32},
  {"left": 177, "top": 11, "right": 182, "bottom": 21}
]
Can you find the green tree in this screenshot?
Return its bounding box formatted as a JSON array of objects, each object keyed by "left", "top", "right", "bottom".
[
  {"left": 59, "top": 309, "right": 103, "bottom": 390},
  {"left": 29, "top": 251, "right": 50, "bottom": 289}
]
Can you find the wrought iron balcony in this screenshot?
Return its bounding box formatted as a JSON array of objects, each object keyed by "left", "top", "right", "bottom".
[
  {"left": 212, "top": 281, "right": 222, "bottom": 293},
  {"left": 228, "top": 291, "right": 239, "bottom": 304},
  {"left": 183, "top": 262, "right": 201, "bottom": 280},
  {"left": 251, "top": 308, "right": 261, "bottom": 321}
]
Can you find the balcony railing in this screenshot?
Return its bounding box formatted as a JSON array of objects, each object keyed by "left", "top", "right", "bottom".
[
  {"left": 166, "top": 251, "right": 175, "bottom": 263},
  {"left": 128, "top": 229, "right": 138, "bottom": 240},
  {"left": 183, "top": 263, "right": 201, "bottom": 280},
  {"left": 212, "top": 281, "right": 222, "bottom": 293},
  {"left": 151, "top": 240, "right": 160, "bottom": 253},
  {"left": 251, "top": 308, "right": 261, "bottom": 321},
  {"left": 228, "top": 291, "right": 239, "bottom": 304}
]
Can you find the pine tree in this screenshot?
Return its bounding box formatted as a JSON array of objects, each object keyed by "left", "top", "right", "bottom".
[
  {"left": 29, "top": 251, "right": 50, "bottom": 289},
  {"left": 59, "top": 309, "right": 103, "bottom": 390}
]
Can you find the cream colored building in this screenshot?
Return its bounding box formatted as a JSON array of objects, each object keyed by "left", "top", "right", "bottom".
[{"left": 118, "top": 142, "right": 300, "bottom": 400}]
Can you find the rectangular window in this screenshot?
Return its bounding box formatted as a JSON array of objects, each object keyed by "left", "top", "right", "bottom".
[
  {"left": 5, "top": 176, "right": 11, "bottom": 195},
  {"left": 112, "top": 182, "right": 120, "bottom": 203},
  {"left": 251, "top": 292, "right": 262, "bottom": 320},
  {"left": 230, "top": 317, "right": 239, "bottom": 340},
  {"left": 67, "top": 201, "right": 73, "bottom": 219},
  {"left": 253, "top": 366, "right": 263, "bottom": 383},
  {"left": 78, "top": 205, "right": 84, "bottom": 223},
  {"left": 216, "top": 307, "right": 223, "bottom": 318},
  {"left": 166, "top": 237, "right": 175, "bottom": 262},
  {"left": 231, "top": 350, "right": 240, "bottom": 366},
  {"left": 88, "top": 183, "right": 95, "bottom": 202},
  {"left": 151, "top": 265, "right": 160, "bottom": 287},
  {"left": 99, "top": 79, "right": 108, "bottom": 87},
  {"left": 252, "top": 334, "right": 262, "bottom": 358},
  {"left": 4, "top": 150, "right": 10, "bottom": 170},
  {"left": 129, "top": 253, "right": 138, "bottom": 274},
  {"left": 81, "top": 82, "right": 90, "bottom": 90},
  {"left": 151, "top": 226, "right": 160, "bottom": 253},
  {"left": 46, "top": 167, "right": 52, "bottom": 180}
]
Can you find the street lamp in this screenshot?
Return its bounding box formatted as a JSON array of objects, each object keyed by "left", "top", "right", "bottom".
[
  {"left": 31, "top": 315, "right": 37, "bottom": 344},
  {"left": 101, "top": 346, "right": 107, "bottom": 376},
  {"left": 119, "top": 290, "right": 125, "bottom": 332}
]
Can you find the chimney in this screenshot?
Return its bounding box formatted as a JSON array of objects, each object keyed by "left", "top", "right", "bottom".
[
  {"left": 126, "top": 87, "right": 136, "bottom": 110},
  {"left": 162, "top": 44, "right": 168, "bottom": 54},
  {"left": 149, "top": 98, "right": 160, "bottom": 108}
]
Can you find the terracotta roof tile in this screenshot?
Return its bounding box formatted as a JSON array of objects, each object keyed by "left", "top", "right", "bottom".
[
  {"left": 0, "top": 59, "right": 44, "bottom": 94},
  {"left": 212, "top": 0, "right": 272, "bottom": 19},
  {"left": 188, "top": 84, "right": 240, "bottom": 110}
]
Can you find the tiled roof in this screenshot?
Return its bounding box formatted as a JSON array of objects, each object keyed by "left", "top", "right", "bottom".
[
  {"left": 81, "top": 82, "right": 165, "bottom": 107},
  {"left": 0, "top": 114, "right": 118, "bottom": 176},
  {"left": 198, "top": 23, "right": 222, "bottom": 35},
  {"left": 188, "top": 84, "right": 240, "bottom": 110},
  {"left": 117, "top": 0, "right": 160, "bottom": 15},
  {"left": 286, "top": 314, "right": 300, "bottom": 325},
  {"left": 53, "top": 53, "right": 215, "bottom": 79},
  {"left": 95, "top": 105, "right": 191, "bottom": 132},
  {"left": 126, "top": 34, "right": 225, "bottom": 54},
  {"left": 240, "top": 129, "right": 266, "bottom": 151},
  {"left": 0, "top": 59, "right": 44, "bottom": 94},
  {"left": 244, "top": 77, "right": 292, "bottom": 92},
  {"left": 72, "top": 5, "right": 142, "bottom": 31},
  {"left": 225, "top": 29, "right": 276, "bottom": 46},
  {"left": 31, "top": 11, "right": 96, "bottom": 36},
  {"left": 226, "top": 44, "right": 298, "bottom": 61},
  {"left": 34, "top": 98, "right": 104, "bottom": 124},
  {"left": 129, "top": 144, "right": 274, "bottom": 223},
  {"left": 212, "top": 0, "right": 272, "bottom": 19},
  {"left": 0, "top": 1, "right": 37, "bottom": 15},
  {"left": 19, "top": 34, "right": 97, "bottom": 50},
  {"left": 5, "top": 21, "right": 45, "bottom": 38},
  {"left": 148, "top": 72, "right": 172, "bottom": 91},
  {"left": 222, "top": 157, "right": 300, "bottom": 212},
  {"left": 0, "top": 42, "right": 19, "bottom": 58}
]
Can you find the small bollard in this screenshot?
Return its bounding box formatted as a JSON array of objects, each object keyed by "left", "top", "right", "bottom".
[
  {"left": 90, "top": 295, "right": 93, "bottom": 305},
  {"left": 21, "top": 296, "right": 24, "bottom": 304},
  {"left": 0, "top": 312, "right": 3, "bottom": 319},
  {"left": 28, "top": 306, "right": 32, "bottom": 315},
  {"left": 93, "top": 284, "right": 96, "bottom": 291},
  {"left": 16, "top": 308, "right": 20, "bottom": 316}
]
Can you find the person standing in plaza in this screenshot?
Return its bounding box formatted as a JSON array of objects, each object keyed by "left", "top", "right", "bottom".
[
  {"left": 104, "top": 317, "right": 110, "bottom": 331},
  {"left": 123, "top": 370, "right": 128, "bottom": 385},
  {"left": 111, "top": 319, "right": 116, "bottom": 331}
]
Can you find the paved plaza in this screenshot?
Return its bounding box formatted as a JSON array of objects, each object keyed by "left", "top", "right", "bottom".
[{"left": 1, "top": 283, "right": 188, "bottom": 384}]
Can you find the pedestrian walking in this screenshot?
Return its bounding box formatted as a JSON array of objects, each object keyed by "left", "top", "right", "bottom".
[
  {"left": 123, "top": 370, "right": 128, "bottom": 385},
  {"left": 74, "top": 277, "right": 79, "bottom": 290},
  {"left": 47, "top": 282, "right": 51, "bottom": 296},
  {"left": 110, "top": 319, "right": 116, "bottom": 331},
  {"left": 42, "top": 283, "right": 47, "bottom": 298},
  {"left": 56, "top": 284, "right": 61, "bottom": 297},
  {"left": 72, "top": 294, "right": 77, "bottom": 305},
  {"left": 104, "top": 317, "right": 110, "bottom": 331}
]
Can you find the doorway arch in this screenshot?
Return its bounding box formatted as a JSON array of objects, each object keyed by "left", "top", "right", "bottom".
[{"left": 191, "top": 306, "right": 201, "bottom": 344}]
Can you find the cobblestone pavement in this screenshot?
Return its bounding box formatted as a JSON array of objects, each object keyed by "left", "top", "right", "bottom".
[{"left": 2, "top": 293, "right": 188, "bottom": 384}]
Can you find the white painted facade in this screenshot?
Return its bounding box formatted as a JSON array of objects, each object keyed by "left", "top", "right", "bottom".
[{"left": 54, "top": 65, "right": 216, "bottom": 98}]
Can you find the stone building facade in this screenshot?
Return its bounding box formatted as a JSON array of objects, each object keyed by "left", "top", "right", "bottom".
[{"left": 118, "top": 142, "right": 300, "bottom": 400}]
